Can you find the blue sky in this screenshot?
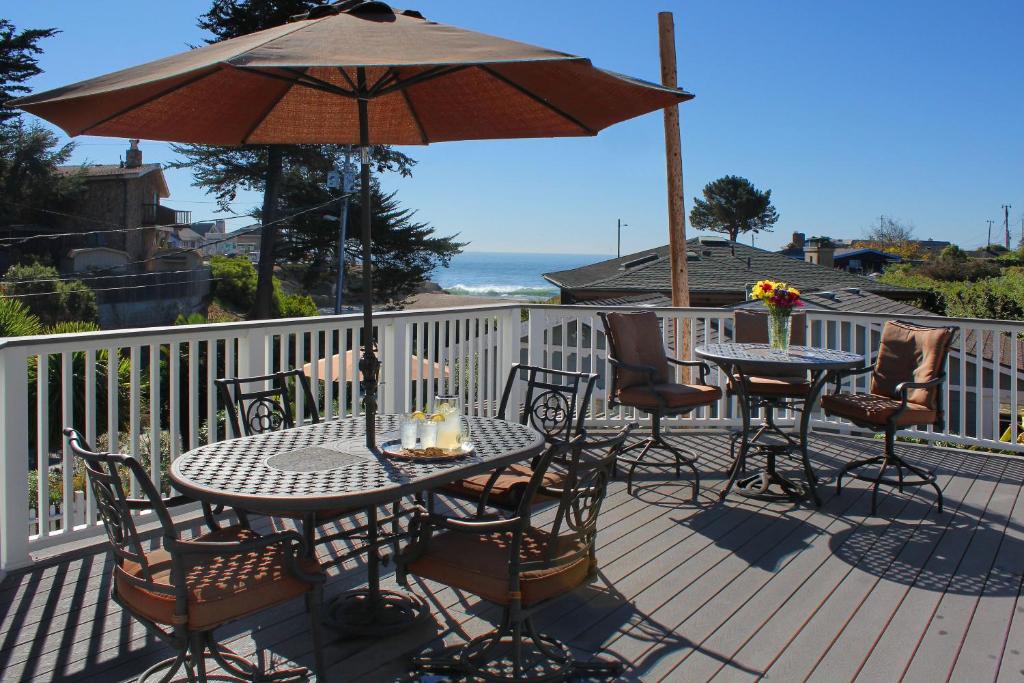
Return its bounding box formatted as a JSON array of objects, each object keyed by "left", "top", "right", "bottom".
[{"left": 7, "top": 0, "right": 1023, "bottom": 254}]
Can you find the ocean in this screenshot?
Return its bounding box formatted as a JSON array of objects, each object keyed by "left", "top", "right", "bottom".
[{"left": 430, "top": 251, "right": 606, "bottom": 301}]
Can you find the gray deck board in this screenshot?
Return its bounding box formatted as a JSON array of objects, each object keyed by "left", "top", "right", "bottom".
[{"left": 1, "top": 432, "right": 1022, "bottom": 683}]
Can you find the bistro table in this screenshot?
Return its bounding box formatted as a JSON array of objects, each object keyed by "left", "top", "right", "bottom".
[
  {"left": 170, "top": 413, "right": 544, "bottom": 636},
  {"left": 694, "top": 343, "right": 863, "bottom": 505}
]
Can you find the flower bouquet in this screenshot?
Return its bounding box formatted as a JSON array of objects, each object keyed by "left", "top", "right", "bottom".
[{"left": 750, "top": 280, "right": 803, "bottom": 351}]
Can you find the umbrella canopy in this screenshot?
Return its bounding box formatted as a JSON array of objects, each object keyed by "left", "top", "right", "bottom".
[
  {"left": 12, "top": 1, "right": 694, "bottom": 448},
  {"left": 10, "top": 2, "right": 692, "bottom": 145}
]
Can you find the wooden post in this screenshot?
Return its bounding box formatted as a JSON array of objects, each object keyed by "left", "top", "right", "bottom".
[{"left": 659, "top": 12, "right": 692, "bottom": 373}]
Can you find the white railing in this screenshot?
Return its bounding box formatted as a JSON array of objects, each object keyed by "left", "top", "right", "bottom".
[
  {"left": 526, "top": 304, "right": 1024, "bottom": 452},
  {"left": 1, "top": 301, "right": 1021, "bottom": 572},
  {"left": 0, "top": 304, "right": 521, "bottom": 572}
]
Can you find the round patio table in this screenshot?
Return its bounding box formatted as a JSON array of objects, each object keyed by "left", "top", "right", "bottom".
[
  {"left": 694, "top": 343, "right": 863, "bottom": 505},
  {"left": 170, "top": 414, "right": 544, "bottom": 636}
]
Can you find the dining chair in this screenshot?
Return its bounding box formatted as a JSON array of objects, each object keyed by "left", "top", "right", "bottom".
[
  {"left": 822, "top": 320, "right": 958, "bottom": 514},
  {"left": 440, "top": 363, "right": 598, "bottom": 516},
  {"left": 398, "top": 426, "right": 633, "bottom": 681},
  {"left": 599, "top": 310, "right": 722, "bottom": 499},
  {"left": 64, "top": 428, "right": 326, "bottom": 683}
]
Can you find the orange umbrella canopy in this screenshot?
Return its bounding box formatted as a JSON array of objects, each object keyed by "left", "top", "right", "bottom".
[{"left": 10, "top": 2, "right": 693, "bottom": 145}]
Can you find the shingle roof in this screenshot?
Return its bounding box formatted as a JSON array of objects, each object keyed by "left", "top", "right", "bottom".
[
  {"left": 733, "top": 288, "right": 932, "bottom": 316},
  {"left": 57, "top": 163, "right": 170, "bottom": 197},
  {"left": 544, "top": 238, "right": 913, "bottom": 296}
]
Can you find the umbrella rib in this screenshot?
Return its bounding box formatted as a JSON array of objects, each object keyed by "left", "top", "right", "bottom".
[
  {"left": 373, "top": 65, "right": 472, "bottom": 98},
  {"left": 368, "top": 69, "right": 399, "bottom": 96},
  {"left": 399, "top": 88, "right": 429, "bottom": 144},
  {"left": 77, "top": 67, "right": 220, "bottom": 136},
  {"left": 337, "top": 67, "right": 359, "bottom": 94},
  {"left": 479, "top": 65, "right": 596, "bottom": 136},
  {"left": 239, "top": 71, "right": 301, "bottom": 145},
  {"left": 244, "top": 66, "right": 356, "bottom": 99}
]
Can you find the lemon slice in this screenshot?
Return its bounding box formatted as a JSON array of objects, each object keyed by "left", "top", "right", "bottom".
[
  {"left": 411, "top": 410, "right": 426, "bottom": 421},
  {"left": 430, "top": 413, "right": 446, "bottom": 422}
]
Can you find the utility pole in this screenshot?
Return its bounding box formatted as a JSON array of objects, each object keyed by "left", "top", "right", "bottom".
[
  {"left": 1003, "top": 204, "right": 1012, "bottom": 249},
  {"left": 617, "top": 219, "right": 629, "bottom": 257},
  {"left": 987, "top": 219, "right": 995, "bottom": 248},
  {"left": 329, "top": 146, "right": 356, "bottom": 314}
]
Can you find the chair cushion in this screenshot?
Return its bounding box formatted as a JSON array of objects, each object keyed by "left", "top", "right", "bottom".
[
  {"left": 442, "top": 463, "right": 564, "bottom": 508},
  {"left": 821, "top": 392, "right": 937, "bottom": 427},
  {"left": 604, "top": 311, "right": 671, "bottom": 389},
  {"left": 403, "top": 527, "right": 591, "bottom": 607},
  {"left": 115, "top": 525, "right": 320, "bottom": 631},
  {"left": 618, "top": 382, "right": 722, "bottom": 410},
  {"left": 870, "top": 321, "right": 955, "bottom": 407},
  {"left": 728, "top": 375, "right": 811, "bottom": 398}
]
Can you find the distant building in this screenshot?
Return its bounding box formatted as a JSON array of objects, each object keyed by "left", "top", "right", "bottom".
[
  {"left": 543, "top": 237, "right": 920, "bottom": 307},
  {"left": 56, "top": 140, "right": 191, "bottom": 265}
]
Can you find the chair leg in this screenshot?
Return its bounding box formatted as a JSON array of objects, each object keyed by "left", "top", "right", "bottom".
[
  {"left": 624, "top": 438, "right": 655, "bottom": 495},
  {"left": 190, "top": 632, "right": 208, "bottom": 682}
]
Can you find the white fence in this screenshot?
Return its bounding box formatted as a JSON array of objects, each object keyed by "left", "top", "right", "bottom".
[
  {"left": 1, "top": 302, "right": 1021, "bottom": 572},
  {"left": 0, "top": 304, "right": 520, "bottom": 572}
]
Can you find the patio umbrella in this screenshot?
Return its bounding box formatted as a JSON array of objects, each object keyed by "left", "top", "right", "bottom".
[{"left": 11, "top": 0, "right": 694, "bottom": 448}]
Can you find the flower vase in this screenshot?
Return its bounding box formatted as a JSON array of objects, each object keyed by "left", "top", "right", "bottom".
[{"left": 768, "top": 308, "right": 792, "bottom": 352}]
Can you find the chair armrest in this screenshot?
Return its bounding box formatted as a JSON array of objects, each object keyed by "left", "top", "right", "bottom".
[
  {"left": 830, "top": 365, "right": 874, "bottom": 393},
  {"left": 606, "top": 356, "right": 661, "bottom": 382},
  {"left": 666, "top": 357, "right": 711, "bottom": 384},
  {"left": 420, "top": 512, "right": 522, "bottom": 535},
  {"left": 895, "top": 377, "right": 943, "bottom": 402},
  {"left": 123, "top": 494, "right": 193, "bottom": 512}
]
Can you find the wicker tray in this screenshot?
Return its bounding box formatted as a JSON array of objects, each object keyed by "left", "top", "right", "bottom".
[{"left": 378, "top": 437, "right": 474, "bottom": 463}]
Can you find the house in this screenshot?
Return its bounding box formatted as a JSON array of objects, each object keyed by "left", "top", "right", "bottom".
[
  {"left": 543, "top": 236, "right": 920, "bottom": 307},
  {"left": 832, "top": 247, "right": 900, "bottom": 273},
  {"left": 206, "top": 227, "right": 262, "bottom": 260},
  {"left": 55, "top": 140, "right": 191, "bottom": 265}
]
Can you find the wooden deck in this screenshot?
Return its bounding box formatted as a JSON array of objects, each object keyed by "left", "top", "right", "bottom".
[{"left": 3, "top": 432, "right": 1024, "bottom": 682}]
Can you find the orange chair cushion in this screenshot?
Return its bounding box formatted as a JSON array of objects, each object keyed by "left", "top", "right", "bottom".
[
  {"left": 728, "top": 375, "right": 811, "bottom": 398},
  {"left": 115, "top": 526, "right": 320, "bottom": 631},
  {"left": 617, "top": 382, "right": 722, "bottom": 410},
  {"left": 442, "top": 463, "right": 564, "bottom": 508},
  {"left": 870, "top": 321, "right": 954, "bottom": 407},
  {"left": 604, "top": 311, "right": 671, "bottom": 389},
  {"left": 404, "top": 527, "right": 591, "bottom": 608},
  {"left": 821, "top": 393, "right": 937, "bottom": 427}
]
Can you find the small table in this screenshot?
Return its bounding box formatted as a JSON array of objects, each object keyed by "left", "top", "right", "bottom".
[
  {"left": 695, "top": 343, "right": 863, "bottom": 504},
  {"left": 170, "top": 414, "right": 544, "bottom": 636}
]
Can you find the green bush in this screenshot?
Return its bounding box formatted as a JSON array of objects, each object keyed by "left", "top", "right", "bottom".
[
  {"left": 0, "top": 297, "right": 43, "bottom": 337},
  {"left": 2, "top": 262, "right": 97, "bottom": 325},
  {"left": 209, "top": 255, "right": 257, "bottom": 312},
  {"left": 278, "top": 292, "right": 318, "bottom": 318}
]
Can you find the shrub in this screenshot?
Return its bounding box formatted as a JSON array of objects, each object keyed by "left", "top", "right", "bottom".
[
  {"left": 2, "top": 262, "right": 98, "bottom": 325},
  {"left": 0, "top": 297, "right": 43, "bottom": 337},
  {"left": 209, "top": 255, "right": 257, "bottom": 312},
  {"left": 918, "top": 257, "right": 1000, "bottom": 282},
  {"left": 278, "top": 292, "right": 318, "bottom": 318}
]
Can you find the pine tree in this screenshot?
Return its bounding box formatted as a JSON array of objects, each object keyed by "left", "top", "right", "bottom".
[{"left": 690, "top": 175, "right": 779, "bottom": 242}]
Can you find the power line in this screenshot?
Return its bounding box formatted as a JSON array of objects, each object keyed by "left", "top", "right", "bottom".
[
  {"left": 0, "top": 267, "right": 211, "bottom": 286},
  {"left": 0, "top": 277, "right": 224, "bottom": 299}
]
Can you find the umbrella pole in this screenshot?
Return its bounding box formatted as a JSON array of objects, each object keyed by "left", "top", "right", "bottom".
[{"left": 356, "top": 69, "right": 380, "bottom": 449}]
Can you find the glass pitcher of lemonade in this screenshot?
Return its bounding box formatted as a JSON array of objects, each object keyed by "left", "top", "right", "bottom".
[{"left": 433, "top": 394, "right": 470, "bottom": 451}]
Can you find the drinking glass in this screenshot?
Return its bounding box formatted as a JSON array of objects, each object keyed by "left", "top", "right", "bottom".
[
  {"left": 419, "top": 420, "right": 438, "bottom": 448},
  {"left": 400, "top": 415, "right": 419, "bottom": 449}
]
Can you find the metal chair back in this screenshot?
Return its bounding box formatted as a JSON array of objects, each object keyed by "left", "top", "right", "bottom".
[
  {"left": 64, "top": 428, "right": 177, "bottom": 598},
  {"left": 216, "top": 369, "right": 319, "bottom": 436},
  {"left": 496, "top": 363, "right": 597, "bottom": 443}
]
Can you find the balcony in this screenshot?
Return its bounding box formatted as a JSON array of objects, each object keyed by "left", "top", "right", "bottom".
[
  {"left": 1, "top": 304, "right": 1022, "bottom": 680},
  {"left": 141, "top": 203, "right": 192, "bottom": 227}
]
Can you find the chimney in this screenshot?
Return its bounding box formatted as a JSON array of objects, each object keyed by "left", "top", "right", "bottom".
[
  {"left": 804, "top": 237, "right": 835, "bottom": 269},
  {"left": 125, "top": 139, "right": 142, "bottom": 168},
  {"left": 791, "top": 231, "right": 806, "bottom": 249}
]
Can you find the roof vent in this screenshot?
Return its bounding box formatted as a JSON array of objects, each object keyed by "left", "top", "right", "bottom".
[
  {"left": 686, "top": 250, "right": 700, "bottom": 261},
  {"left": 698, "top": 236, "right": 731, "bottom": 246},
  {"left": 702, "top": 249, "right": 713, "bottom": 257},
  {"left": 817, "top": 291, "right": 837, "bottom": 300},
  {"left": 620, "top": 253, "right": 659, "bottom": 269},
  {"left": 842, "top": 287, "right": 861, "bottom": 295}
]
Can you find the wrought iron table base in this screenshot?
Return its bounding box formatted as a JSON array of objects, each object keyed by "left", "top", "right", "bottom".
[
  {"left": 733, "top": 444, "right": 810, "bottom": 501},
  {"left": 324, "top": 505, "right": 429, "bottom": 637},
  {"left": 412, "top": 615, "right": 621, "bottom": 682}
]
